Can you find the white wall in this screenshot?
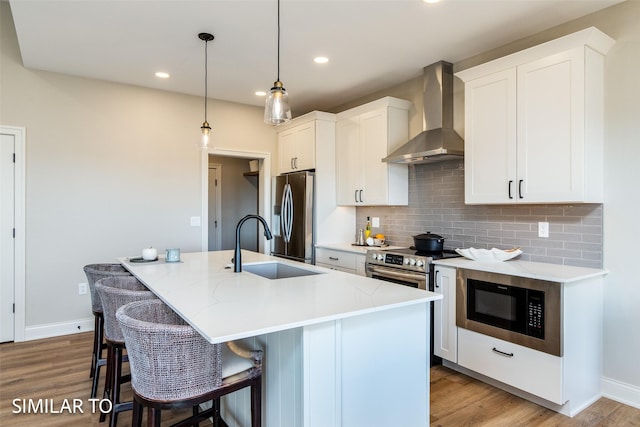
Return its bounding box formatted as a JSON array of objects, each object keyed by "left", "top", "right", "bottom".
[{"left": 0, "top": 2, "right": 275, "bottom": 335}]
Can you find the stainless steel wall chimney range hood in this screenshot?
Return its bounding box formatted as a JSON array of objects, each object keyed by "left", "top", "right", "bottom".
[{"left": 383, "top": 61, "right": 464, "bottom": 164}]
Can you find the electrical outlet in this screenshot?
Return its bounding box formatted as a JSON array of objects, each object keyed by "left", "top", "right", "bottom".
[
  {"left": 78, "top": 283, "right": 88, "bottom": 295},
  {"left": 372, "top": 217, "right": 380, "bottom": 228},
  {"left": 190, "top": 216, "right": 201, "bottom": 227},
  {"left": 538, "top": 222, "right": 549, "bottom": 238}
]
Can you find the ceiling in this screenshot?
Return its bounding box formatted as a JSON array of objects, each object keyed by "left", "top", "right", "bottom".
[{"left": 8, "top": 0, "right": 622, "bottom": 116}]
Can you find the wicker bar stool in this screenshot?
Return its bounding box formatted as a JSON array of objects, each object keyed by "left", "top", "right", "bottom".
[
  {"left": 83, "top": 263, "right": 132, "bottom": 399},
  {"left": 96, "top": 276, "right": 156, "bottom": 427},
  {"left": 116, "top": 299, "right": 263, "bottom": 427}
]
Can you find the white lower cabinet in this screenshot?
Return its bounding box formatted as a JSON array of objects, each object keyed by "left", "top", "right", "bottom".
[
  {"left": 315, "top": 248, "right": 365, "bottom": 276},
  {"left": 433, "top": 266, "right": 457, "bottom": 363},
  {"left": 457, "top": 328, "right": 563, "bottom": 404}
]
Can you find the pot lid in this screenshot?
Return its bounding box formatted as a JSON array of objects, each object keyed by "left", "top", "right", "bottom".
[{"left": 413, "top": 232, "right": 444, "bottom": 240}]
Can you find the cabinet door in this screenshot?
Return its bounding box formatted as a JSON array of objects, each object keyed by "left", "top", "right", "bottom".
[
  {"left": 359, "top": 109, "right": 389, "bottom": 205},
  {"left": 336, "top": 117, "right": 362, "bottom": 205},
  {"left": 278, "top": 122, "right": 316, "bottom": 174},
  {"left": 517, "top": 48, "right": 584, "bottom": 203},
  {"left": 464, "top": 68, "right": 517, "bottom": 204},
  {"left": 433, "top": 266, "right": 457, "bottom": 363},
  {"left": 293, "top": 121, "right": 316, "bottom": 171}
]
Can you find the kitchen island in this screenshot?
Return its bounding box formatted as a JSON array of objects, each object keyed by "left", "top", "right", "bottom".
[{"left": 119, "top": 250, "right": 440, "bottom": 427}]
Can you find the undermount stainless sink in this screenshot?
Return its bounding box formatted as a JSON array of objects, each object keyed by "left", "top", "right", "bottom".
[{"left": 243, "top": 262, "right": 323, "bottom": 280}]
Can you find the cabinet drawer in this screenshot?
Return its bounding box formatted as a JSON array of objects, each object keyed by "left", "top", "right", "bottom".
[
  {"left": 315, "top": 262, "right": 356, "bottom": 275},
  {"left": 315, "top": 249, "right": 357, "bottom": 270},
  {"left": 457, "top": 328, "right": 564, "bottom": 404}
]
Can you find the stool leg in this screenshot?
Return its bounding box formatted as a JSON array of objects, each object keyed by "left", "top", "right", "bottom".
[
  {"left": 132, "top": 398, "right": 143, "bottom": 427},
  {"left": 109, "top": 346, "right": 124, "bottom": 427},
  {"left": 251, "top": 376, "right": 262, "bottom": 427},
  {"left": 90, "top": 314, "right": 99, "bottom": 378},
  {"left": 91, "top": 314, "right": 105, "bottom": 398},
  {"left": 100, "top": 343, "right": 114, "bottom": 423},
  {"left": 148, "top": 407, "right": 161, "bottom": 427}
]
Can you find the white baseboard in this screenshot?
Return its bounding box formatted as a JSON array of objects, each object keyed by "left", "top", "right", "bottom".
[
  {"left": 602, "top": 376, "right": 640, "bottom": 409},
  {"left": 24, "top": 318, "right": 94, "bottom": 341}
]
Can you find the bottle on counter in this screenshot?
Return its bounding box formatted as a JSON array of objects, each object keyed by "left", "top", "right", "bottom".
[{"left": 365, "top": 217, "right": 372, "bottom": 239}]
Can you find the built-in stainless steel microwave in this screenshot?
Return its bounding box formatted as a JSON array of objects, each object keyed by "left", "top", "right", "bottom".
[{"left": 457, "top": 269, "right": 562, "bottom": 356}]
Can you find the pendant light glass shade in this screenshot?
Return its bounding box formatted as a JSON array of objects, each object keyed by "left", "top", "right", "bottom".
[
  {"left": 264, "top": 80, "right": 291, "bottom": 125},
  {"left": 197, "top": 32, "right": 214, "bottom": 149},
  {"left": 264, "top": 0, "right": 291, "bottom": 125}
]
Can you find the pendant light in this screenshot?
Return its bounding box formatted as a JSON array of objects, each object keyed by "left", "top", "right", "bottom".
[
  {"left": 198, "top": 32, "right": 214, "bottom": 150},
  {"left": 264, "top": 0, "right": 292, "bottom": 125}
]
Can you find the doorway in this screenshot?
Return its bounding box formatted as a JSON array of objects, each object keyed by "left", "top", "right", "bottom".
[
  {"left": 0, "top": 126, "right": 25, "bottom": 342},
  {"left": 208, "top": 156, "right": 259, "bottom": 251},
  {"left": 200, "top": 149, "right": 271, "bottom": 254}
]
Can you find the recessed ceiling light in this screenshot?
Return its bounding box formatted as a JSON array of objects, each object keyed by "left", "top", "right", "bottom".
[
  {"left": 423, "top": 0, "right": 441, "bottom": 3},
  {"left": 255, "top": 91, "right": 267, "bottom": 97},
  {"left": 314, "top": 56, "right": 329, "bottom": 64},
  {"left": 155, "top": 72, "right": 170, "bottom": 78}
]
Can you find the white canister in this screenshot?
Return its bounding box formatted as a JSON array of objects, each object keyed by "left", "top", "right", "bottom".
[{"left": 141, "top": 247, "right": 158, "bottom": 261}]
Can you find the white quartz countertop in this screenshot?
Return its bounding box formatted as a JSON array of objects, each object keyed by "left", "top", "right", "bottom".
[
  {"left": 119, "top": 250, "right": 440, "bottom": 344},
  {"left": 316, "top": 242, "right": 405, "bottom": 255},
  {"left": 432, "top": 257, "right": 608, "bottom": 283}
]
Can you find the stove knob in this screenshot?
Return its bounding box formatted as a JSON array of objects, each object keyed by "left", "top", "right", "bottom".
[
  {"left": 416, "top": 260, "right": 424, "bottom": 267},
  {"left": 371, "top": 253, "right": 378, "bottom": 260},
  {"left": 404, "top": 258, "right": 410, "bottom": 265},
  {"left": 377, "top": 254, "right": 384, "bottom": 261},
  {"left": 409, "top": 258, "right": 416, "bottom": 266}
]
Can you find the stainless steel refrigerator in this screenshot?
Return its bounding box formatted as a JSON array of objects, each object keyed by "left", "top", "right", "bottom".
[{"left": 272, "top": 171, "right": 315, "bottom": 263}]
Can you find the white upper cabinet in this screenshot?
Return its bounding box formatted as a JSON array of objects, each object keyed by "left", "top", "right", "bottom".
[
  {"left": 336, "top": 97, "right": 411, "bottom": 206},
  {"left": 456, "top": 27, "right": 615, "bottom": 205},
  {"left": 277, "top": 119, "right": 316, "bottom": 174}
]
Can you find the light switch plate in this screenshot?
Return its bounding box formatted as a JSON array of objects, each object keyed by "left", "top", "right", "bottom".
[
  {"left": 372, "top": 217, "right": 380, "bottom": 228},
  {"left": 190, "top": 216, "right": 201, "bottom": 227}
]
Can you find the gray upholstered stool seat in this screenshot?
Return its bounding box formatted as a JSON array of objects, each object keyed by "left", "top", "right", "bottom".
[
  {"left": 116, "top": 299, "right": 263, "bottom": 427},
  {"left": 96, "top": 276, "right": 156, "bottom": 427},
  {"left": 83, "top": 263, "right": 132, "bottom": 399}
]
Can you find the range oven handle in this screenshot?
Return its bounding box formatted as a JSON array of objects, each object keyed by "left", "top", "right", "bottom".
[{"left": 367, "top": 266, "right": 426, "bottom": 282}]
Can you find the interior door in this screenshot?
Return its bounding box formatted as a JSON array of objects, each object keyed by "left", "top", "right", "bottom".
[
  {"left": 208, "top": 165, "right": 222, "bottom": 251},
  {"left": 1, "top": 133, "right": 15, "bottom": 342}
]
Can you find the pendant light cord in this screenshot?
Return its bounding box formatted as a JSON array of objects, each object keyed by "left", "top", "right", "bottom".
[
  {"left": 204, "top": 39, "right": 208, "bottom": 121},
  {"left": 277, "top": 0, "right": 281, "bottom": 82}
]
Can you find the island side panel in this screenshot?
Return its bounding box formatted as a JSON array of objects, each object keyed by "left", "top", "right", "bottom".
[{"left": 303, "top": 303, "right": 430, "bottom": 427}]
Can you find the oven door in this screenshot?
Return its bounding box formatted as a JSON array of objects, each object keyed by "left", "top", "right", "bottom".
[{"left": 366, "top": 264, "right": 427, "bottom": 290}]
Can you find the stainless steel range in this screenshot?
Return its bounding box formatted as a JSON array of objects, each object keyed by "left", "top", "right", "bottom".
[
  {"left": 366, "top": 247, "right": 461, "bottom": 290},
  {"left": 366, "top": 247, "right": 462, "bottom": 366}
]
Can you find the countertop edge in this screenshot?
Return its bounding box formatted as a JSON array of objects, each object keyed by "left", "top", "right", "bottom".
[{"left": 433, "top": 258, "right": 608, "bottom": 283}]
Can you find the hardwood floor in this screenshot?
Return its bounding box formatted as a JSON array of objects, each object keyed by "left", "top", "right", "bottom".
[
  {"left": 0, "top": 332, "right": 212, "bottom": 426},
  {"left": 431, "top": 365, "right": 640, "bottom": 426},
  {"left": 1, "top": 332, "right": 638, "bottom": 426}
]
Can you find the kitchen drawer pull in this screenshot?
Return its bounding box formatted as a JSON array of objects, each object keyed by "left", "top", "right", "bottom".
[
  {"left": 492, "top": 347, "right": 514, "bottom": 358},
  {"left": 329, "top": 256, "right": 339, "bottom": 261}
]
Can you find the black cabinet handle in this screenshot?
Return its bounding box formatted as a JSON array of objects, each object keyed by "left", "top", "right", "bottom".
[
  {"left": 518, "top": 179, "right": 524, "bottom": 199},
  {"left": 329, "top": 256, "right": 339, "bottom": 261},
  {"left": 492, "top": 347, "right": 514, "bottom": 357},
  {"left": 508, "top": 180, "right": 513, "bottom": 199}
]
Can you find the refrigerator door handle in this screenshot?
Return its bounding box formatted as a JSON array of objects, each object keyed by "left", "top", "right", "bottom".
[
  {"left": 281, "top": 183, "right": 289, "bottom": 242},
  {"left": 286, "top": 183, "right": 294, "bottom": 242}
]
